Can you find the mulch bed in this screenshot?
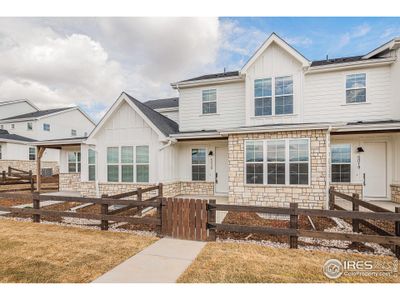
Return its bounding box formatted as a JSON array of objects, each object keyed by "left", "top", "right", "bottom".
[{"left": 218, "top": 211, "right": 336, "bottom": 245}]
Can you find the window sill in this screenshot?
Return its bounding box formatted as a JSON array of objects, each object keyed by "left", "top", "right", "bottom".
[
  {"left": 244, "top": 183, "right": 310, "bottom": 188},
  {"left": 330, "top": 182, "right": 363, "bottom": 185},
  {"left": 250, "top": 113, "right": 298, "bottom": 119},
  {"left": 198, "top": 113, "right": 220, "bottom": 117},
  {"left": 340, "top": 102, "right": 370, "bottom": 106}
]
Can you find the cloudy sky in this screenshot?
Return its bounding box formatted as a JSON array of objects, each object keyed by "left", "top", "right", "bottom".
[{"left": 1, "top": 17, "right": 400, "bottom": 121}]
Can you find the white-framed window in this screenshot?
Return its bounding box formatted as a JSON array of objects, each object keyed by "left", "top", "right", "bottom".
[
  {"left": 107, "top": 147, "right": 119, "bottom": 182},
  {"left": 27, "top": 122, "right": 33, "bottom": 131},
  {"left": 71, "top": 129, "right": 77, "bottom": 136},
  {"left": 107, "top": 146, "right": 150, "bottom": 183},
  {"left": 254, "top": 78, "right": 272, "bottom": 116},
  {"left": 191, "top": 148, "right": 206, "bottom": 181},
  {"left": 331, "top": 144, "right": 351, "bottom": 183},
  {"left": 0, "top": 125, "right": 3, "bottom": 129},
  {"left": 275, "top": 76, "right": 293, "bottom": 115},
  {"left": 254, "top": 76, "right": 293, "bottom": 116},
  {"left": 245, "top": 138, "right": 310, "bottom": 185},
  {"left": 68, "top": 151, "right": 81, "bottom": 173},
  {"left": 43, "top": 123, "right": 50, "bottom": 131},
  {"left": 136, "top": 146, "right": 149, "bottom": 182},
  {"left": 346, "top": 73, "right": 366, "bottom": 103},
  {"left": 88, "top": 149, "right": 96, "bottom": 181},
  {"left": 202, "top": 89, "right": 217, "bottom": 114},
  {"left": 11, "top": 124, "right": 15, "bottom": 129},
  {"left": 28, "top": 147, "right": 36, "bottom": 161}
]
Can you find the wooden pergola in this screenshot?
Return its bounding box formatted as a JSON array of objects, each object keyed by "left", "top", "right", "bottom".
[{"left": 34, "top": 139, "right": 85, "bottom": 192}]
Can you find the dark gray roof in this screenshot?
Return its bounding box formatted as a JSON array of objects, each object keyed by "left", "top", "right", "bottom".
[
  {"left": 144, "top": 97, "right": 179, "bottom": 109},
  {"left": 347, "top": 120, "right": 400, "bottom": 126},
  {"left": 180, "top": 71, "right": 240, "bottom": 83},
  {"left": 124, "top": 93, "right": 179, "bottom": 136},
  {"left": 0, "top": 129, "right": 8, "bottom": 134},
  {"left": 311, "top": 56, "right": 364, "bottom": 67},
  {"left": 0, "top": 132, "right": 37, "bottom": 142},
  {"left": 1, "top": 107, "right": 73, "bottom": 121}
]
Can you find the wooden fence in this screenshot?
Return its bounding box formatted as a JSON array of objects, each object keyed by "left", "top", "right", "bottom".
[{"left": 0, "top": 167, "right": 34, "bottom": 192}]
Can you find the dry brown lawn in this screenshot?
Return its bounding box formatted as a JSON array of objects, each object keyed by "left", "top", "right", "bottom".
[
  {"left": 178, "top": 242, "right": 400, "bottom": 283},
  {"left": 0, "top": 218, "right": 158, "bottom": 283}
]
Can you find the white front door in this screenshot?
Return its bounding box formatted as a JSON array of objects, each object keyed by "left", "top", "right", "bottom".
[
  {"left": 363, "top": 142, "right": 387, "bottom": 199},
  {"left": 215, "top": 147, "right": 229, "bottom": 194}
]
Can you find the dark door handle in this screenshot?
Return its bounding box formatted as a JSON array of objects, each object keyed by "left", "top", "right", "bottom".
[{"left": 215, "top": 172, "right": 218, "bottom": 184}]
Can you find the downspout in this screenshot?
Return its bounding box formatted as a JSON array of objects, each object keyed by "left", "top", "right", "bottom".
[{"left": 325, "top": 126, "right": 332, "bottom": 209}]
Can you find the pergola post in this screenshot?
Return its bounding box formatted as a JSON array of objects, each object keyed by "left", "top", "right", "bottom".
[{"left": 36, "top": 146, "right": 45, "bottom": 193}]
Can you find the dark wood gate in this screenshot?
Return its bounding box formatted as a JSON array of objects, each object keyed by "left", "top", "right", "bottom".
[{"left": 161, "top": 198, "right": 211, "bottom": 241}]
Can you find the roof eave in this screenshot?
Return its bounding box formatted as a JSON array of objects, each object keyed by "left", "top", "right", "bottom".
[
  {"left": 362, "top": 38, "right": 400, "bottom": 59},
  {"left": 171, "top": 75, "right": 244, "bottom": 89}
]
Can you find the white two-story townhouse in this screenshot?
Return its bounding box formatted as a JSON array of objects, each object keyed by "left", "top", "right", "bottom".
[
  {"left": 0, "top": 103, "right": 96, "bottom": 175},
  {"left": 46, "top": 33, "right": 400, "bottom": 207}
]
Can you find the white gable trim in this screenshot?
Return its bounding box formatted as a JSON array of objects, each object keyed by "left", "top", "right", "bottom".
[
  {"left": 241, "top": 33, "right": 310, "bottom": 73},
  {"left": 363, "top": 38, "right": 400, "bottom": 59},
  {"left": 0, "top": 99, "right": 39, "bottom": 111},
  {"left": 86, "top": 93, "right": 166, "bottom": 143}
]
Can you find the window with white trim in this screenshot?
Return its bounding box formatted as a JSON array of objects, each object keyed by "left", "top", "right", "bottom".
[
  {"left": 71, "top": 129, "right": 77, "bottom": 136},
  {"left": 202, "top": 89, "right": 217, "bottom": 114},
  {"left": 68, "top": 151, "right": 81, "bottom": 173},
  {"left": 11, "top": 124, "right": 15, "bottom": 129},
  {"left": 254, "top": 78, "right": 272, "bottom": 116},
  {"left": 346, "top": 73, "right": 366, "bottom": 103},
  {"left": 29, "top": 147, "right": 36, "bottom": 161},
  {"left": 88, "top": 149, "right": 96, "bottom": 181},
  {"left": 27, "top": 122, "right": 33, "bottom": 131},
  {"left": 331, "top": 144, "right": 351, "bottom": 183},
  {"left": 43, "top": 123, "right": 50, "bottom": 131},
  {"left": 107, "top": 146, "right": 150, "bottom": 183},
  {"left": 245, "top": 138, "right": 310, "bottom": 185},
  {"left": 275, "top": 76, "right": 293, "bottom": 115},
  {"left": 192, "top": 148, "right": 206, "bottom": 181}
]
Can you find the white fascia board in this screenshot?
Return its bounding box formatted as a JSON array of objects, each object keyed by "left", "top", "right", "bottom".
[
  {"left": 362, "top": 38, "right": 400, "bottom": 59},
  {"left": 0, "top": 139, "right": 29, "bottom": 145},
  {"left": 332, "top": 122, "right": 400, "bottom": 132},
  {"left": 171, "top": 76, "right": 244, "bottom": 89},
  {"left": 30, "top": 138, "right": 86, "bottom": 146},
  {"left": 241, "top": 33, "right": 310, "bottom": 73},
  {"left": 169, "top": 132, "right": 222, "bottom": 140},
  {"left": 220, "top": 123, "right": 333, "bottom": 135},
  {"left": 306, "top": 57, "right": 396, "bottom": 74},
  {"left": 155, "top": 107, "right": 179, "bottom": 113}
]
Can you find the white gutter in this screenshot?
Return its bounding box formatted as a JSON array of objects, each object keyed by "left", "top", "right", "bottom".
[
  {"left": 306, "top": 57, "right": 396, "bottom": 74},
  {"left": 169, "top": 132, "right": 223, "bottom": 140},
  {"left": 331, "top": 122, "right": 400, "bottom": 132},
  {"left": 325, "top": 125, "right": 332, "bottom": 209},
  {"left": 30, "top": 138, "right": 87, "bottom": 146},
  {"left": 159, "top": 138, "right": 177, "bottom": 150},
  {"left": 220, "top": 123, "right": 333, "bottom": 135}
]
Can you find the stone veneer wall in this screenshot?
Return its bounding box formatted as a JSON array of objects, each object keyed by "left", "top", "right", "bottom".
[
  {"left": 59, "top": 173, "right": 214, "bottom": 198},
  {"left": 391, "top": 184, "right": 400, "bottom": 204},
  {"left": 0, "top": 160, "right": 59, "bottom": 175},
  {"left": 330, "top": 183, "right": 363, "bottom": 199},
  {"left": 229, "top": 129, "right": 328, "bottom": 209}
]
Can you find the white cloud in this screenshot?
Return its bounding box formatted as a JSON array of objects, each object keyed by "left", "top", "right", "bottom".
[
  {"left": 334, "top": 23, "right": 371, "bottom": 51},
  {"left": 284, "top": 36, "right": 313, "bottom": 47},
  {"left": 0, "top": 17, "right": 221, "bottom": 118}
]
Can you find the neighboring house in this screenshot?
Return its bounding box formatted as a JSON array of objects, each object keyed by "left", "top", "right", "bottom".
[
  {"left": 0, "top": 102, "right": 96, "bottom": 174},
  {"left": 144, "top": 97, "right": 179, "bottom": 123},
  {"left": 39, "top": 33, "right": 400, "bottom": 208}
]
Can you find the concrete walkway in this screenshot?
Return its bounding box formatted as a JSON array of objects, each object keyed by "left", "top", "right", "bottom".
[{"left": 93, "top": 237, "right": 206, "bottom": 283}]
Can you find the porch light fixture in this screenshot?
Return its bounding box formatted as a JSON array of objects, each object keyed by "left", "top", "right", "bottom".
[
  {"left": 208, "top": 150, "right": 214, "bottom": 156},
  {"left": 357, "top": 147, "right": 364, "bottom": 153}
]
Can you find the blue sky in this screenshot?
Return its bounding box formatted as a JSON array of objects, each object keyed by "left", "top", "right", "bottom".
[{"left": 1, "top": 17, "right": 400, "bottom": 121}]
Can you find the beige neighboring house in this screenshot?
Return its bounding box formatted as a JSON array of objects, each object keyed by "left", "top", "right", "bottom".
[
  {"left": 0, "top": 99, "right": 96, "bottom": 175},
  {"left": 35, "top": 33, "right": 400, "bottom": 207}
]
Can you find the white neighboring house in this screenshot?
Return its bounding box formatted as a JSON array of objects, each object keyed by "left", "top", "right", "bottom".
[
  {"left": 0, "top": 103, "right": 96, "bottom": 175},
  {"left": 38, "top": 33, "right": 400, "bottom": 208}
]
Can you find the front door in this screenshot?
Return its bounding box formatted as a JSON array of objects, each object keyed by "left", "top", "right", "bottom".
[
  {"left": 215, "top": 147, "right": 229, "bottom": 194},
  {"left": 363, "top": 142, "right": 387, "bottom": 199}
]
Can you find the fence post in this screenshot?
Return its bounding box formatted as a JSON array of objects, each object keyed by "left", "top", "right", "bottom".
[
  {"left": 137, "top": 187, "right": 143, "bottom": 216},
  {"left": 395, "top": 207, "right": 400, "bottom": 259},
  {"left": 8, "top": 166, "right": 11, "bottom": 176},
  {"left": 32, "top": 192, "right": 40, "bottom": 223},
  {"left": 1, "top": 170, "right": 5, "bottom": 182},
  {"left": 289, "top": 202, "right": 299, "bottom": 249},
  {"left": 29, "top": 170, "right": 34, "bottom": 192},
  {"left": 156, "top": 197, "right": 162, "bottom": 236},
  {"left": 101, "top": 194, "right": 109, "bottom": 231},
  {"left": 329, "top": 186, "right": 335, "bottom": 210},
  {"left": 158, "top": 183, "right": 163, "bottom": 198},
  {"left": 207, "top": 199, "right": 217, "bottom": 241},
  {"left": 352, "top": 193, "right": 360, "bottom": 233}
]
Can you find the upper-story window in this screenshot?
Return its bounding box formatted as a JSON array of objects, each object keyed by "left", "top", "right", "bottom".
[
  {"left": 275, "top": 76, "right": 293, "bottom": 115},
  {"left": 202, "top": 89, "right": 217, "bottom": 114},
  {"left": 43, "top": 123, "right": 50, "bottom": 131},
  {"left": 254, "top": 78, "right": 272, "bottom": 116},
  {"left": 254, "top": 76, "right": 293, "bottom": 116},
  {"left": 27, "top": 122, "right": 33, "bottom": 131},
  {"left": 346, "top": 73, "right": 366, "bottom": 103},
  {"left": 11, "top": 124, "right": 15, "bottom": 129},
  {"left": 71, "top": 129, "right": 77, "bottom": 136}
]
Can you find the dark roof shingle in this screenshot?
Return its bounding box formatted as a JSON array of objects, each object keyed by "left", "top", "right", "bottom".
[
  {"left": 144, "top": 97, "right": 179, "bottom": 109},
  {"left": 0, "top": 132, "right": 37, "bottom": 142},
  {"left": 124, "top": 93, "right": 179, "bottom": 136},
  {"left": 1, "top": 107, "right": 73, "bottom": 121},
  {"left": 180, "top": 71, "right": 240, "bottom": 83}
]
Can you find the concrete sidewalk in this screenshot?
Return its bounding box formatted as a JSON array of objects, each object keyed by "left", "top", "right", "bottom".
[{"left": 93, "top": 237, "right": 206, "bottom": 283}]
